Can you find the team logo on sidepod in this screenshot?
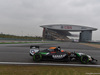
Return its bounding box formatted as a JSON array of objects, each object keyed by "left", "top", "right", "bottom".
[{"left": 52, "top": 54, "right": 66, "bottom": 59}]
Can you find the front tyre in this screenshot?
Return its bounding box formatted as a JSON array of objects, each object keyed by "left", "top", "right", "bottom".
[
  {"left": 33, "top": 53, "right": 42, "bottom": 62},
  {"left": 80, "top": 55, "right": 89, "bottom": 64}
]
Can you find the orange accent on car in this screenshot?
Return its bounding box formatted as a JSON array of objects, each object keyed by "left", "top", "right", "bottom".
[
  {"left": 61, "top": 50, "right": 64, "bottom": 52},
  {"left": 51, "top": 52, "right": 56, "bottom": 53},
  {"left": 49, "top": 47, "right": 56, "bottom": 49}
]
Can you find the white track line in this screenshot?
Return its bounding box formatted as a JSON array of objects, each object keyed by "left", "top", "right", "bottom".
[{"left": 0, "top": 62, "right": 100, "bottom": 67}]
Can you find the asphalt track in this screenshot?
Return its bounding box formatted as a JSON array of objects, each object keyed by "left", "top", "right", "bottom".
[{"left": 0, "top": 42, "right": 100, "bottom": 67}]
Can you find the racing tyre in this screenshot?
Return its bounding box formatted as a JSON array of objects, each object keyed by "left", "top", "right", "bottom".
[
  {"left": 80, "top": 55, "right": 89, "bottom": 64},
  {"left": 33, "top": 53, "right": 42, "bottom": 62}
]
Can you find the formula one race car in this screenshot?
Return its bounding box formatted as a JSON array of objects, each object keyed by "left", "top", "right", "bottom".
[{"left": 29, "top": 46, "right": 97, "bottom": 64}]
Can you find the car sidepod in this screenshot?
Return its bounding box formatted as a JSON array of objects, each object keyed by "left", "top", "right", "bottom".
[
  {"left": 50, "top": 52, "right": 69, "bottom": 61},
  {"left": 33, "top": 51, "right": 69, "bottom": 62}
]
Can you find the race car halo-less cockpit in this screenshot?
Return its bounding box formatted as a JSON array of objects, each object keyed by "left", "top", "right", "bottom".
[{"left": 29, "top": 46, "right": 97, "bottom": 64}]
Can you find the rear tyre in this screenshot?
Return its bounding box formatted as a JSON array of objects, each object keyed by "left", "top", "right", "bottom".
[
  {"left": 33, "top": 53, "right": 42, "bottom": 62},
  {"left": 80, "top": 55, "right": 89, "bottom": 64}
]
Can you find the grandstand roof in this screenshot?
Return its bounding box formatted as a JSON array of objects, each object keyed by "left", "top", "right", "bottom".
[{"left": 40, "top": 24, "right": 97, "bottom": 31}]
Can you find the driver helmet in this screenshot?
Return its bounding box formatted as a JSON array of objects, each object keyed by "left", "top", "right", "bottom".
[{"left": 57, "top": 46, "right": 61, "bottom": 51}]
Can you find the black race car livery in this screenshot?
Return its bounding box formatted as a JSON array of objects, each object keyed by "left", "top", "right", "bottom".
[{"left": 29, "top": 46, "right": 97, "bottom": 64}]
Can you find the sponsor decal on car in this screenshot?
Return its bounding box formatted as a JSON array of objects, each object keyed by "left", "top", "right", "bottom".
[{"left": 52, "top": 54, "right": 66, "bottom": 59}]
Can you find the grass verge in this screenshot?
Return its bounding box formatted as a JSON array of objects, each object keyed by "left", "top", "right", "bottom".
[
  {"left": 0, "top": 41, "right": 57, "bottom": 44},
  {"left": 0, "top": 42, "right": 45, "bottom": 44},
  {"left": 0, "top": 65, "right": 100, "bottom": 75},
  {"left": 80, "top": 43, "right": 100, "bottom": 49}
]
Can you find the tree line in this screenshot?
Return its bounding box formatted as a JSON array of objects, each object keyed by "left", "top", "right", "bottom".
[{"left": 0, "top": 33, "right": 42, "bottom": 40}]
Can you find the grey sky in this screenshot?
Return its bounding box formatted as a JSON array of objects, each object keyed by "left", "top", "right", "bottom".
[{"left": 0, "top": 0, "right": 100, "bottom": 40}]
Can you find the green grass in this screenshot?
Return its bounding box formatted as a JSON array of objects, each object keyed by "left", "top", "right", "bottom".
[
  {"left": 0, "top": 41, "right": 62, "bottom": 44},
  {"left": 0, "top": 41, "right": 56, "bottom": 44},
  {"left": 0, "top": 42, "right": 44, "bottom": 44},
  {"left": 0, "top": 65, "right": 100, "bottom": 75}
]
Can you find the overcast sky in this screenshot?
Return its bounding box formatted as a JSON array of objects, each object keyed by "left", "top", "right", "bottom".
[{"left": 0, "top": 0, "right": 100, "bottom": 40}]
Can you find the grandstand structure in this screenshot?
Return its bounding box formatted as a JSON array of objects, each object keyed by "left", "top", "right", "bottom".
[{"left": 40, "top": 24, "right": 97, "bottom": 42}]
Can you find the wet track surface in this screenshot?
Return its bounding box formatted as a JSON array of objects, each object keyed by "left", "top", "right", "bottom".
[{"left": 0, "top": 42, "right": 100, "bottom": 65}]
